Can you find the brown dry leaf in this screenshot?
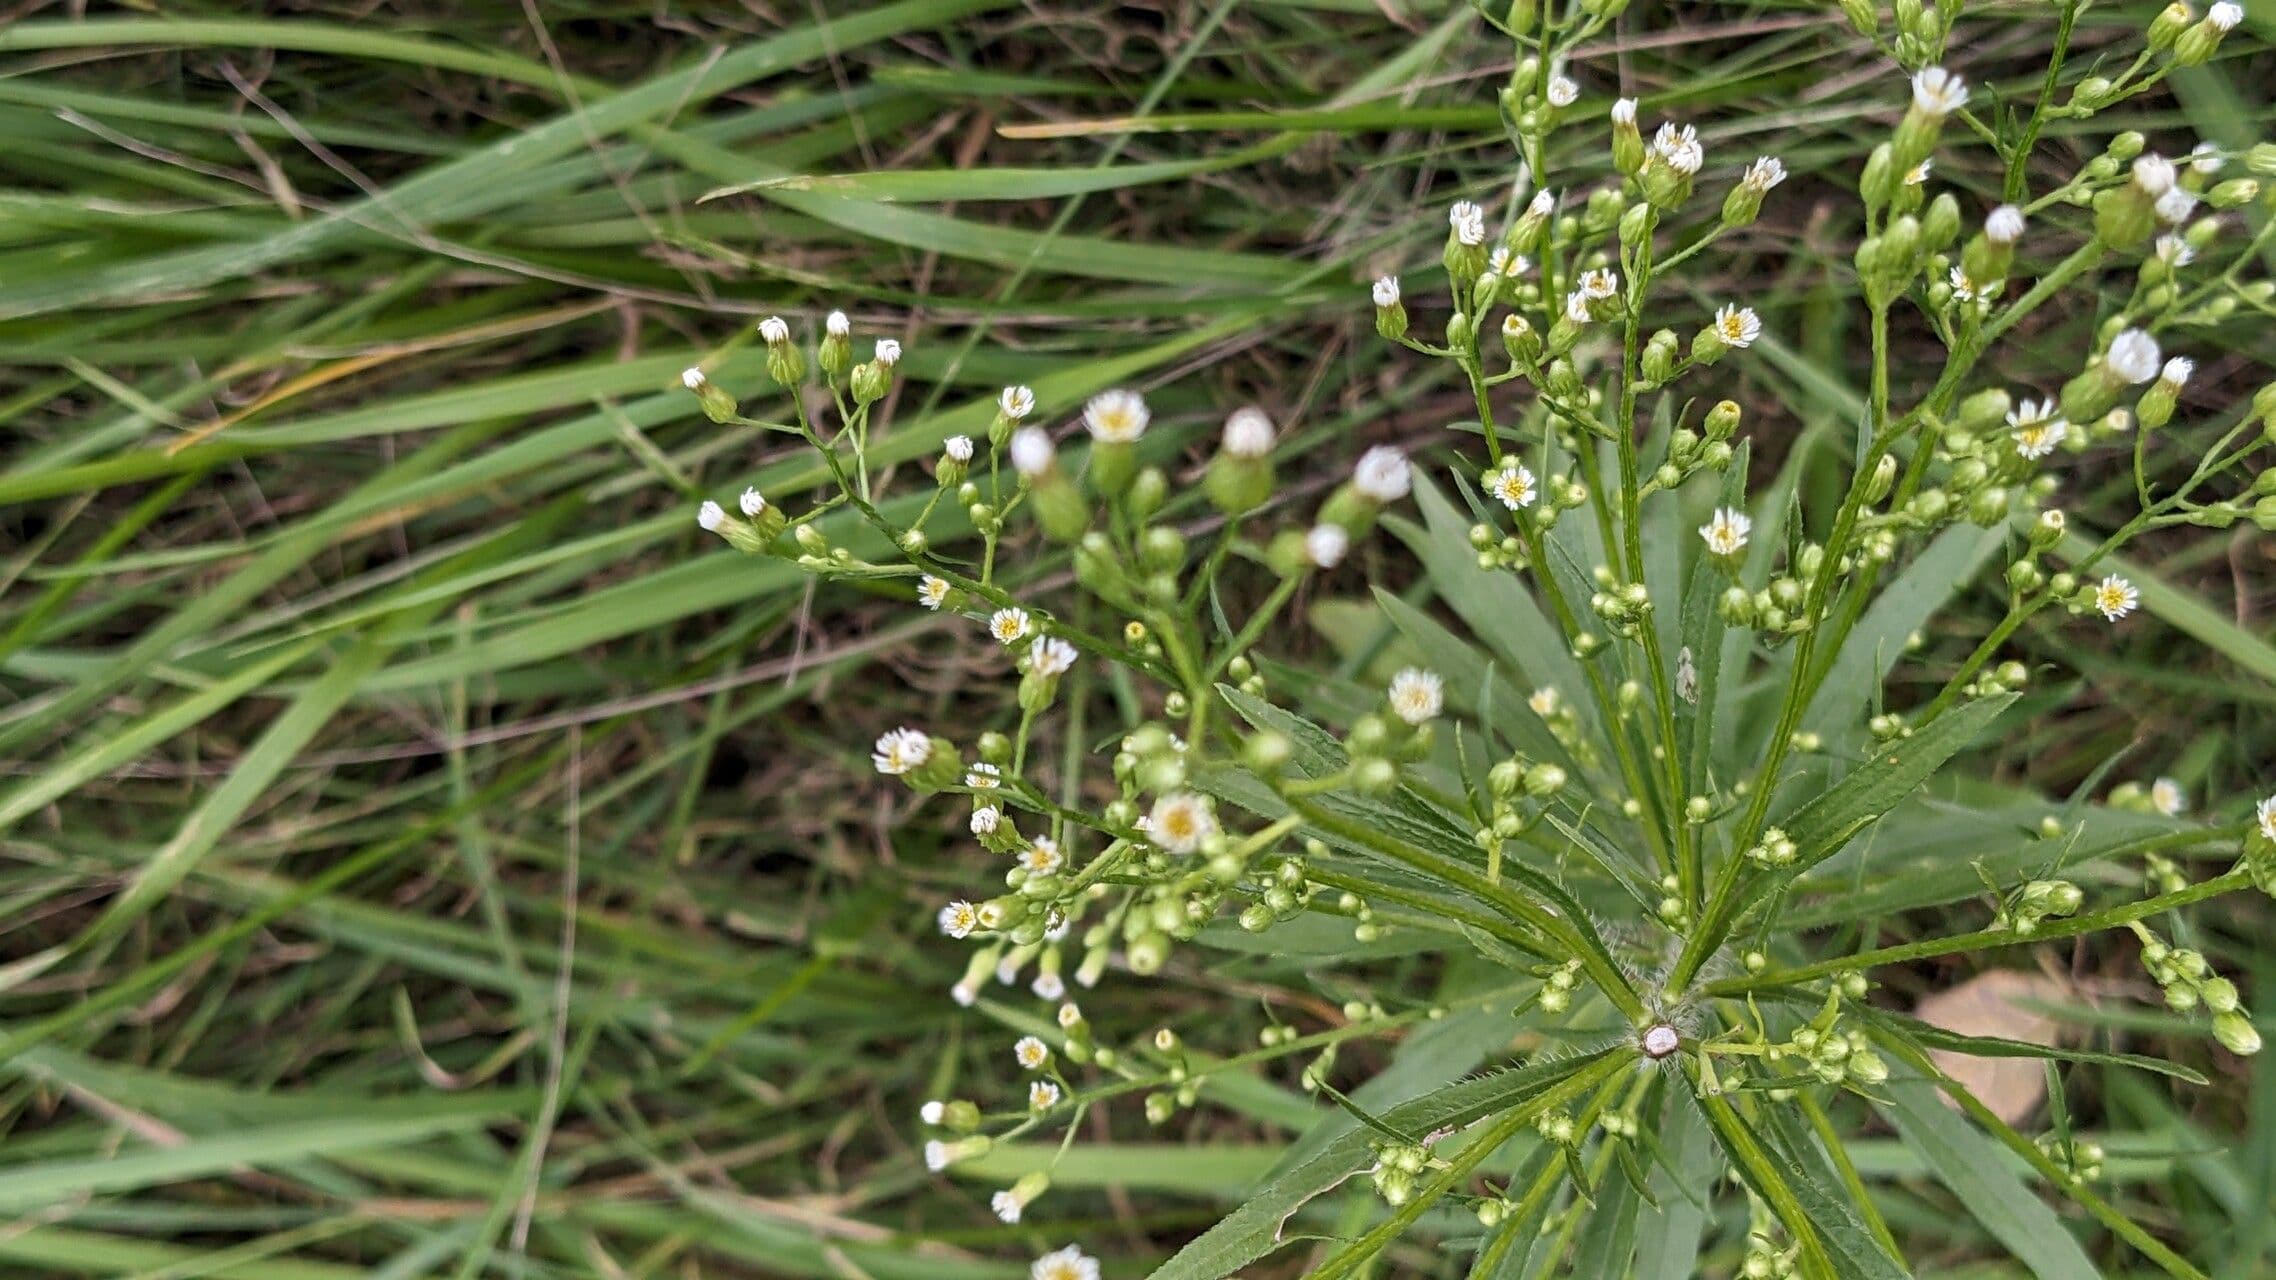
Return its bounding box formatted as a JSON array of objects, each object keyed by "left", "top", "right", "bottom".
[{"left": 1913, "top": 969, "right": 2074, "bottom": 1125}]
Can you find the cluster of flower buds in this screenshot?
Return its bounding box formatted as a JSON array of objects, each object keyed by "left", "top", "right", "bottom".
[
  {"left": 2036, "top": 1132, "right": 2107, "bottom": 1183},
  {"left": 1644, "top": 402, "right": 1741, "bottom": 492},
  {"left": 1992, "top": 878, "right": 2084, "bottom": 934},
  {"left": 1369, "top": 1137, "right": 1438, "bottom": 1207},
  {"left": 1741, "top": 826, "right": 1798, "bottom": 869},
  {"left": 2146, "top": 1, "right": 2246, "bottom": 70},
  {"left": 2130, "top": 923, "right": 2260, "bottom": 1054},
  {"left": 1535, "top": 957, "right": 1584, "bottom": 1013},
  {"left": 1475, "top": 752, "right": 1569, "bottom": 850},
  {"left": 1700, "top": 973, "right": 1885, "bottom": 1095},
  {"left": 1740, "top": 1228, "right": 1802, "bottom": 1280}
]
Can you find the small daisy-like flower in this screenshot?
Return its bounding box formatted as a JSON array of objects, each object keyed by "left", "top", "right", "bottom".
[
  {"left": 991, "top": 1191, "right": 1025, "bottom": 1224},
  {"left": 1529, "top": 686, "right": 1561, "bottom": 716},
  {"left": 1020, "top": 838, "right": 1064, "bottom": 876},
  {"left": 1488, "top": 246, "right": 1530, "bottom": 277},
  {"left": 1610, "top": 97, "right": 1637, "bottom": 125},
  {"left": 1640, "top": 1023, "right": 1682, "bottom": 1059},
  {"left": 1651, "top": 121, "right": 1703, "bottom": 174},
  {"left": 2013, "top": 416, "right": 2068, "bottom": 460},
  {"left": 1372, "top": 275, "right": 1401, "bottom": 307},
  {"left": 1714, "top": 303, "right": 1762, "bottom": 348},
  {"left": 939, "top": 900, "right": 979, "bottom": 938},
  {"left": 1222, "top": 407, "right": 1274, "bottom": 457},
  {"left": 1009, "top": 426, "right": 1054, "bottom": 476},
  {"left": 697, "top": 500, "right": 726, "bottom": 531},
  {"left": 1013, "top": 1035, "right": 1050, "bottom": 1069},
  {"left": 2160, "top": 357, "right": 2194, "bottom": 389},
  {"left": 1948, "top": 267, "right": 1979, "bottom": 301},
  {"left": 944, "top": 435, "right": 975, "bottom": 462},
  {"left": 1031, "top": 1246, "right": 1101, "bottom": 1280},
  {"left": 2093, "top": 574, "right": 2139, "bottom": 621},
  {"left": 2155, "top": 186, "right": 2198, "bottom": 224},
  {"left": 950, "top": 980, "right": 978, "bottom": 1007},
  {"left": 965, "top": 762, "right": 1001, "bottom": 790},
  {"left": 2256, "top": 795, "right": 2276, "bottom": 842},
  {"left": 826, "top": 311, "right": 851, "bottom": 337},
  {"left": 1449, "top": 200, "right": 1488, "bottom": 246},
  {"left": 1352, "top": 446, "right": 1412, "bottom": 502},
  {"left": 921, "top": 1100, "right": 946, "bottom": 1125},
  {"left": 1904, "top": 159, "right": 1933, "bottom": 186},
  {"left": 971, "top": 806, "right": 1001, "bottom": 835},
  {"left": 1546, "top": 75, "right": 1579, "bottom": 107},
  {"left": 1911, "top": 66, "right": 1968, "bottom": 116},
  {"left": 2151, "top": 777, "right": 2187, "bottom": 817},
  {"left": 1056, "top": 1001, "right": 1084, "bottom": 1028},
  {"left": 989, "top": 608, "right": 1033, "bottom": 646},
  {"left": 2132, "top": 154, "right": 2177, "bottom": 197},
  {"left": 1031, "top": 972, "right": 1064, "bottom": 1001},
  {"left": 1084, "top": 388, "right": 1150, "bottom": 442},
  {"left": 1306, "top": 524, "right": 1350, "bottom": 569},
  {"left": 2209, "top": 1, "right": 2243, "bottom": 31},
  {"left": 1388, "top": 667, "right": 1444, "bottom": 725},
  {"left": 925, "top": 1140, "right": 953, "bottom": 1170},
  {"left": 738, "top": 487, "right": 768, "bottom": 518},
  {"left": 1986, "top": 204, "right": 2026, "bottom": 245},
  {"left": 1029, "top": 1080, "right": 1062, "bottom": 1110},
  {"left": 1579, "top": 267, "right": 1620, "bottom": 299},
  {"left": 872, "top": 727, "right": 932, "bottom": 775},
  {"left": 1563, "top": 290, "right": 1594, "bottom": 325},
  {"left": 917, "top": 575, "right": 950, "bottom": 610},
  {"left": 2107, "top": 329, "right": 2162, "bottom": 384},
  {"left": 874, "top": 338, "right": 902, "bottom": 366},
  {"left": 1699, "top": 507, "right": 1751, "bottom": 556},
  {"left": 1492, "top": 463, "right": 1538, "bottom": 510},
  {"left": 1742, "top": 155, "right": 1786, "bottom": 193},
  {"left": 681, "top": 367, "right": 708, "bottom": 391},
  {"left": 1029, "top": 637, "right": 1078, "bottom": 677},
  {"left": 1148, "top": 792, "right": 1217, "bottom": 855},
  {"left": 2156, "top": 234, "right": 2197, "bottom": 268},
  {"left": 2189, "top": 142, "right": 2224, "bottom": 175},
  {"left": 999, "top": 385, "right": 1035, "bottom": 419},
  {"left": 758, "top": 315, "right": 790, "bottom": 344}
]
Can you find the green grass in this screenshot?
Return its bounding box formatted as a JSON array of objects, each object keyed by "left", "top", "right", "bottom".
[{"left": 1, "top": 2, "right": 2272, "bottom": 1277}]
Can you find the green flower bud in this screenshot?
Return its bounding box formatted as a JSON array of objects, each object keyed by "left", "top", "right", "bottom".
[{"left": 2213, "top": 1010, "right": 2262, "bottom": 1056}]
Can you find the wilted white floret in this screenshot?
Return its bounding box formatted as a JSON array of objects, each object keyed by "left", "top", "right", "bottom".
[
  {"left": 1010, "top": 426, "right": 1055, "bottom": 476},
  {"left": 1986, "top": 204, "right": 2026, "bottom": 245},
  {"left": 1014, "top": 1035, "right": 1050, "bottom": 1069},
  {"left": 739, "top": 487, "right": 767, "bottom": 517},
  {"left": 2189, "top": 142, "right": 2225, "bottom": 175},
  {"left": 1911, "top": 67, "right": 1968, "bottom": 116},
  {"left": 1372, "top": 275, "right": 1401, "bottom": 306},
  {"left": 1031, "top": 1246, "right": 1101, "bottom": 1280},
  {"left": 991, "top": 1191, "right": 1024, "bottom": 1223},
  {"left": 1353, "top": 446, "right": 1412, "bottom": 502},
  {"left": 2257, "top": 795, "right": 2276, "bottom": 842},
  {"left": 2156, "top": 235, "right": 2197, "bottom": 268},
  {"left": 971, "top": 805, "right": 1001, "bottom": 835},
  {"left": 826, "top": 310, "right": 850, "bottom": 337},
  {"left": 939, "top": 900, "right": 978, "bottom": 938},
  {"left": 944, "top": 435, "right": 975, "bottom": 462},
  {"left": 1651, "top": 121, "right": 1702, "bottom": 174},
  {"left": 1029, "top": 1079, "right": 1062, "bottom": 1109},
  {"left": 925, "top": 1140, "right": 952, "bottom": 1170},
  {"left": 1222, "top": 407, "right": 1274, "bottom": 457},
  {"left": 1305, "top": 524, "right": 1350, "bottom": 569},
  {"left": 874, "top": 338, "right": 902, "bottom": 365},
  {"left": 1948, "top": 267, "right": 1980, "bottom": 301},
  {"left": 1714, "top": 304, "right": 1761, "bottom": 348},
  {"left": 758, "top": 315, "right": 790, "bottom": 344},
  {"left": 1148, "top": 792, "right": 1216, "bottom": 854},
  {"left": 1388, "top": 668, "right": 1444, "bottom": 725},
  {"left": 1563, "top": 290, "right": 1593, "bottom": 324},
  {"left": 1742, "top": 156, "right": 1786, "bottom": 193},
  {"left": 2151, "top": 777, "right": 2187, "bottom": 817},
  {"left": 1031, "top": 972, "right": 1064, "bottom": 1001},
  {"left": 1000, "top": 385, "right": 1035, "bottom": 419},
  {"left": 681, "top": 367, "right": 708, "bottom": 391},
  {"left": 951, "top": 980, "right": 978, "bottom": 1007},
  {"left": 918, "top": 575, "right": 950, "bottom": 610},
  {"left": 2160, "top": 357, "right": 2195, "bottom": 389},
  {"left": 1610, "top": 97, "right": 1637, "bottom": 125},
  {"left": 2154, "top": 186, "right": 2198, "bottom": 224},
  {"left": 1492, "top": 463, "right": 1538, "bottom": 510},
  {"left": 1547, "top": 75, "right": 1579, "bottom": 107},
  {"left": 2209, "top": 1, "right": 2242, "bottom": 30},
  {"left": 1699, "top": 507, "right": 1751, "bottom": 555},
  {"left": 1905, "top": 159, "right": 1933, "bottom": 186},
  {"left": 2133, "top": 154, "right": 2177, "bottom": 197},
  {"left": 2093, "top": 574, "right": 2140, "bottom": 621},
  {"left": 921, "top": 1100, "right": 946, "bottom": 1125},
  {"left": 697, "top": 500, "right": 726, "bottom": 531},
  {"left": 1449, "top": 200, "right": 1488, "bottom": 246},
  {"left": 2107, "top": 329, "right": 2162, "bottom": 384},
  {"left": 989, "top": 608, "right": 1034, "bottom": 645},
  {"left": 872, "top": 727, "right": 932, "bottom": 775},
  {"left": 1030, "top": 637, "right": 1077, "bottom": 677},
  {"left": 1084, "top": 389, "right": 1150, "bottom": 442}
]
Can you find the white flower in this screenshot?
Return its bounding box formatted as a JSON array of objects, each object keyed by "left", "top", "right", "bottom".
[
  {"left": 1488, "top": 247, "right": 1530, "bottom": 277},
  {"left": 977, "top": 902, "right": 1008, "bottom": 930},
  {"left": 1579, "top": 267, "right": 1620, "bottom": 299},
  {"left": 1699, "top": 507, "right": 1751, "bottom": 556},
  {"left": 1222, "top": 407, "right": 1274, "bottom": 457},
  {"left": 939, "top": 900, "right": 979, "bottom": 938},
  {"left": 1546, "top": 75, "right": 1579, "bottom": 107},
  {"left": 2013, "top": 418, "right": 2066, "bottom": 459},
  {"left": 1948, "top": 267, "right": 1979, "bottom": 301},
  {"left": 966, "top": 762, "right": 1001, "bottom": 789},
  {"left": 988, "top": 608, "right": 1033, "bottom": 646},
  {"left": 1713, "top": 303, "right": 1761, "bottom": 348},
  {"left": 1741, "top": 155, "right": 1786, "bottom": 194},
  {"left": 950, "top": 980, "right": 978, "bottom": 1007},
  {"left": 1372, "top": 275, "right": 1401, "bottom": 306},
  {"left": 2151, "top": 777, "right": 2187, "bottom": 817},
  {"left": 874, "top": 338, "right": 902, "bottom": 366},
  {"left": 2209, "top": 1, "right": 2242, "bottom": 30},
  {"left": 2157, "top": 234, "right": 2198, "bottom": 268},
  {"left": 872, "top": 727, "right": 932, "bottom": 775},
  {"left": 1911, "top": 67, "right": 1968, "bottom": 116},
  {"left": 2133, "top": 154, "right": 2177, "bottom": 197},
  {"left": 2107, "top": 329, "right": 2162, "bottom": 384},
  {"left": 1905, "top": 159, "right": 1933, "bottom": 187},
  {"left": 1084, "top": 388, "right": 1151, "bottom": 442},
  {"left": 2160, "top": 357, "right": 2194, "bottom": 389},
  {"left": 1306, "top": 523, "right": 1350, "bottom": 569},
  {"left": 739, "top": 487, "right": 767, "bottom": 518},
  {"left": 1986, "top": 204, "right": 2026, "bottom": 245},
  {"left": 991, "top": 1191, "right": 1024, "bottom": 1224},
  {"left": 1353, "top": 446, "right": 1412, "bottom": 502},
  {"left": 1148, "top": 792, "right": 1216, "bottom": 855},
  {"left": 1563, "top": 290, "right": 1593, "bottom": 325},
  {"left": 1013, "top": 1035, "right": 1050, "bottom": 1069},
  {"left": 1010, "top": 426, "right": 1055, "bottom": 476},
  {"left": 1029, "top": 1079, "right": 1062, "bottom": 1110},
  {"left": 944, "top": 435, "right": 974, "bottom": 462},
  {"left": 921, "top": 1100, "right": 946, "bottom": 1125},
  {"left": 1528, "top": 686, "right": 1560, "bottom": 717},
  {"left": 1610, "top": 97, "right": 1637, "bottom": 125},
  {"left": 999, "top": 385, "right": 1035, "bottom": 419},
  {"left": 1388, "top": 668, "right": 1444, "bottom": 725},
  {"left": 758, "top": 315, "right": 790, "bottom": 344},
  {"left": 1056, "top": 1002, "right": 1084, "bottom": 1028},
  {"left": 2093, "top": 574, "right": 2139, "bottom": 621},
  {"left": 826, "top": 310, "right": 850, "bottom": 337},
  {"left": 971, "top": 806, "right": 1001, "bottom": 835},
  {"left": 1449, "top": 200, "right": 1488, "bottom": 246},
  {"left": 680, "top": 367, "right": 708, "bottom": 391},
  {"left": 1527, "top": 189, "right": 1555, "bottom": 218},
  {"left": 917, "top": 575, "right": 950, "bottom": 610},
  {"left": 697, "top": 500, "right": 726, "bottom": 531},
  {"left": 1029, "top": 637, "right": 1078, "bottom": 677},
  {"left": 1020, "top": 838, "right": 1064, "bottom": 876},
  {"left": 925, "top": 1140, "right": 952, "bottom": 1170},
  {"left": 2257, "top": 795, "right": 2276, "bottom": 842},
  {"left": 1650, "top": 121, "right": 1703, "bottom": 174},
  {"left": 1031, "top": 1246, "right": 1101, "bottom": 1280},
  {"left": 1031, "top": 972, "right": 1065, "bottom": 1001},
  {"left": 2189, "top": 142, "right": 2224, "bottom": 175},
  {"left": 2155, "top": 186, "right": 2199, "bottom": 224},
  {"left": 1492, "top": 463, "right": 1538, "bottom": 510}
]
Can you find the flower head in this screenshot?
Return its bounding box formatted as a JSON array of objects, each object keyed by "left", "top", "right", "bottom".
[
  {"left": 999, "top": 385, "right": 1035, "bottom": 419},
  {"left": 991, "top": 1191, "right": 1025, "bottom": 1224},
  {"left": 1986, "top": 204, "right": 2026, "bottom": 245},
  {"left": 872, "top": 727, "right": 932, "bottom": 775},
  {"left": 1911, "top": 66, "right": 1968, "bottom": 116},
  {"left": 917, "top": 575, "right": 950, "bottom": 610},
  {"left": 874, "top": 338, "right": 902, "bottom": 366},
  {"left": 1948, "top": 267, "right": 1979, "bottom": 301},
  {"left": 1563, "top": 290, "right": 1594, "bottom": 325},
  {"left": 826, "top": 311, "right": 851, "bottom": 337},
  {"left": 1029, "top": 1080, "right": 1062, "bottom": 1110},
  {"left": 1029, "top": 637, "right": 1078, "bottom": 677},
  {"left": 1388, "top": 668, "right": 1444, "bottom": 725},
  {"left": 1546, "top": 75, "right": 1579, "bottom": 108},
  {"left": 939, "top": 900, "right": 979, "bottom": 938},
  {"left": 1699, "top": 507, "right": 1751, "bottom": 556},
  {"left": 2160, "top": 357, "right": 2194, "bottom": 389},
  {"left": 1306, "top": 524, "right": 1350, "bottom": 569},
  {"left": 1610, "top": 97, "right": 1637, "bottom": 125},
  {"left": 1742, "top": 155, "right": 1787, "bottom": 194},
  {"left": 943, "top": 435, "right": 974, "bottom": 464},
  {"left": 989, "top": 608, "right": 1034, "bottom": 646},
  {"left": 1031, "top": 971, "right": 1064, "bottom": 1001},
  {"left": 2189, "top": 142, "right": 2225, "bottom": 175},
  {"left": 1488, "top": 247, "right": 1531, "bottom": 278},
  {"left": 1492, "top": 463, "right": 1538, "bottom": 510},
  {"left": 2009, "top": 399, "right": 2068, "bottom": 459},
  {"left": 1651, "top": 121, "right": 1703, "bottom": 174},
  {"left": 2151, "top": 777, "right": 2187, "bottom": 817},
  {"left": 1222, "top": 407, "right": 1274, "bottom": 457},
  {"left": 1084, "top": 389, "right": 1150, "bottom": 443},
  {"left": 1031, "top": 1246, "right": 1101, "bottom": 1280},
  {"left": 1020, "top": 838, "right": 1064, "bottom": 876},
  {"left": 1010, "top": 427, "right": 1055, "bottom": 476},
  {"left": 2209, "top": 2, "right": 2243, "bottom": 31},
  {"left": 1713, "top": 303, "right": 1762, "bottom": 348},
  {"left": 2133, "top": 154, "right": 2177, "bottom": 197},
  {"left": 1449, "top": 200, "right": 1488, "bottom": 246},
  {"left": 1353, "top": 446, "right": 1412, "bottom": 502},
  {"left": 2157, "top": 234, "right": 2197, "bottom": 268},
  {"left": 1148, "top": 792, "right": 1217, "bottom": 855},
  {"left": 966, "top": 762, "right": 1001, "bottom": 790},
  {"left": 1580, "top": 267, "right": 1621, "bottom": 299},
  {"left": 1372, "top": 275, "right": 1401, "bottom": 306},
  {"left": 2107, "top": 329, "right": 2162, "bottom": 384},
  {"left": 1529, "top": 686, "right": 1560, "bottom": 717},
  {"left": 971, "top": 805, "right": 1001, "bottom": 835},
  {"left": 1014, "top": 1035, "right": 1050, "bottom": 1069},
  {"left": 2093, "top": 574, "right": 2140, "bottom": 621},
  {"left": 697, "top": 500, "right": 726, "bottom": 531},
  {"left": 2155, "top": 186, "right": 2199, "bottom": 224},
  {"left": 758, "top": 315, "right": 790, "bottom": 344},
  {"left": 2257, "top": 795, "right": 2276, "bottom": 842},
  {"left": 680, "top": 367, "right": 708, "bottom": 391}
]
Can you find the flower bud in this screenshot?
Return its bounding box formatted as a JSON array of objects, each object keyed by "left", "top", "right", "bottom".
[{"left": 2214, "top": 1010, "right": 2262, "bottom": 1055}]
